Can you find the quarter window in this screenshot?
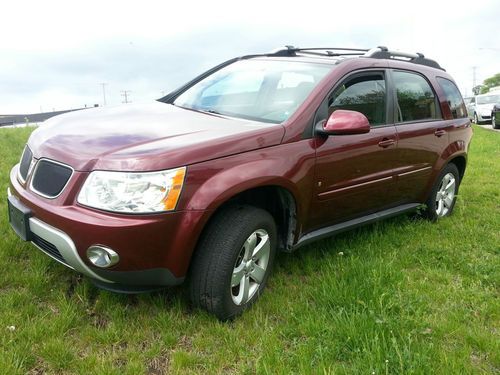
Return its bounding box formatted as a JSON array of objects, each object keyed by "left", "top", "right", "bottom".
[
  {"left": 329, "top": 74, "right": 386, "bottom": 126},
  {"left": 437, "top": 77, "right": 467, "bottom": 119},
  {"left": 393, "top": 71, "right": 439, "bottom": 122}
]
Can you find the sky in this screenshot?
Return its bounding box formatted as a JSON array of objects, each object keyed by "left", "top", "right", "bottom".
[{"left": 1, "top": 0, "right": 499, "bottom": 114}]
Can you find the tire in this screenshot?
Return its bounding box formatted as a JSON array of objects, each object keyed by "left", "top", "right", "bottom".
[
  {"left": 474, "top": 113, "right": 479, "bottom": 124},
  {"left": 188, "top": 205, "right": 277, "bottom": 320},
  {"left": 424, "top": 163, "right": 460, "bottom": 221},
  {"left": 492, "top": 113, "right": 499, "bottom": 129}
]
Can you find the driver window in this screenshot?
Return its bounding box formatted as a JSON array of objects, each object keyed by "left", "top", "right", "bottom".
[{"left": 328, "top": 74, "right": 387, "bottom": 126}]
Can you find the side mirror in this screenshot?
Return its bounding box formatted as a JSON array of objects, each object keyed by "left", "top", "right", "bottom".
[{"left": 316, "top": 109, "right": 370, "bottom": 136}]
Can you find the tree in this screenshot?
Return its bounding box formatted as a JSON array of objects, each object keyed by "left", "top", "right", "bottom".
[{"left": 480, "top": 73, "right": 500, "bottom": 94}]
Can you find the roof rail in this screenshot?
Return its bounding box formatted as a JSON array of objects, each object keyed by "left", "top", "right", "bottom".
[
  {"left": 267, "top": 45, "right": 445, "bottom": 70},
  {"left": 268, "top": 46, "right": 368, "bottom": 57},
  {"left": 363, "top": 46, "right": 445, "bottom": 71}
]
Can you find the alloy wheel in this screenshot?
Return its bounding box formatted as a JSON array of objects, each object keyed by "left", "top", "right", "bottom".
[
  {"left": 231, "top": 229, "right": 270, "bottom": 305},
  {"left": 435, "top": 172, "right": 456, "bottom": 217}
]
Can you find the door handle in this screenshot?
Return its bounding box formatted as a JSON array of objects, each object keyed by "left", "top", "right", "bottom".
[
  {"left": 378, "top": 138, "right": 396, "bottom": 148},
  {"left": 434, "top": 129, "right": 446, "bottom": 137}
]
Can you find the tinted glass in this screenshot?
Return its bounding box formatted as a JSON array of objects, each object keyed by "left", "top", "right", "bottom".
[
  {"left": 394, "top": 71, "right": 439, "bottom": 122},
  {"left": 174, "top": 60, "right": 332, "bottom": 123},
  {"left": 437, "top": 78, "right": 467, "bottom": 119},
  {"left": 329, "top": 74, "right": 386, "bottom": 126}
]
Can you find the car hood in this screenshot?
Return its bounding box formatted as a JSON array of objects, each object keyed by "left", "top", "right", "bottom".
[
  {"left": 28, "top": 102, "right": 285, "bottom": 172},
  {"left": 476, "top": 103, "right": 495, "bottom": 112}
]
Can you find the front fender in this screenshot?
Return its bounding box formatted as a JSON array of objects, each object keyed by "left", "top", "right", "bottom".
[{"left": 187, "top": 158, "right": 301, "bottom": 212}]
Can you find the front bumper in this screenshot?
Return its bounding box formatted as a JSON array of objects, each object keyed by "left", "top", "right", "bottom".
[
  {"left": 478, "top": 113, "right": 491, "bottom": 121},
  {"left": 8, "top": 165, "right": 210, "bottom": 290}
]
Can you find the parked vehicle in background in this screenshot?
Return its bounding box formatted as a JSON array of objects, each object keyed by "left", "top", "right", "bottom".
[
  {"left": 8, "top": 46, "right": 473, "bottom": 320},
  {"left": 492, "top": 104, "right": 500, "bottom": 129},
  {"left": 468, "top": 93, "right": 500, "bottom": 124}
]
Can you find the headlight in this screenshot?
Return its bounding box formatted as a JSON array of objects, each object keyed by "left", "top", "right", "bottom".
[{"left": 77, "top": 167, "right": 186, "bottom": 213}]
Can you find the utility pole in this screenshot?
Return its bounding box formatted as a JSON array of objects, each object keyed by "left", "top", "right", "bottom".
[
  {"left": 100, "top": 83, "right": 107, "bottom": 105},
  {"left": 472, "top": 66, "right": 477, "bottom": 95},
  {"left": 121, "top": 90, "right": 131, "bottom": 104}
]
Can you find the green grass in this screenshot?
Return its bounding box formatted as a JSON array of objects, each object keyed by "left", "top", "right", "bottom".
[{"left": 0, "top": 125, "right": 498, "bottom": 374}]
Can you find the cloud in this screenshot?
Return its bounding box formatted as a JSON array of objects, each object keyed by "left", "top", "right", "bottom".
[{"left": 0, "top": 0, "right": 499, "bottom": 113}]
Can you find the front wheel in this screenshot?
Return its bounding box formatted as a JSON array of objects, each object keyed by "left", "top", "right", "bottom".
[
  {"left": 474, "top": 113, "right": 479, "bottom": 124},
  {"left": 424, "top": 164, "right": 460, "bottom": 221},
  {"left": 492, "top": 113, "right": 499, "bottom": 129},
  {"left": 188, "top": 205, "right": 277, "bottom": 320}
]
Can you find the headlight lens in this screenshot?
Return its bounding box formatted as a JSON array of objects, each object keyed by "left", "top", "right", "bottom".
[{"left": 77, "top": 167, "right": 186, "bottom": 213}]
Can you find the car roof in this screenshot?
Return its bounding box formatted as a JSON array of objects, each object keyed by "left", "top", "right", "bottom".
[{"left": 158, "top": 46, "right": 449, "bottom": 104}]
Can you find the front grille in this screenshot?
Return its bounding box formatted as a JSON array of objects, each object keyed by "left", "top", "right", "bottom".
[
  {"left": 18, "top": 146, "right": 33, "bottom": 182},
  {"left": 32, "top": 232, "right": 68, "bottom": 266},
  {"left": 31, "top": 160, "right": 73, "bottom": 198}
]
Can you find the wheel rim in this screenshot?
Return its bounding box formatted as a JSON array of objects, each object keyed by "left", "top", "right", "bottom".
[
  {"left": 474, "top": 114, "right": 478, "bottom": 124},
  {"left": 493, "top": 114, "right": 496, "bottom": 127},
  {"left": 435, "top": 173, "right": 456, "bottom": 217},
  {"left": 231, "top": 229, "right": 270, "bottom": 306}
]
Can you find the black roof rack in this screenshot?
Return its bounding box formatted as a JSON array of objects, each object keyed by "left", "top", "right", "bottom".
[
  {"left": 267, "top": 45, "right": 445, "bottom": 71},
  {"left": 363, "top": 46, "right": 445, "bottom": 71},
  {"left": 269, "top": 46, "right": 368, "bottom": 57}
]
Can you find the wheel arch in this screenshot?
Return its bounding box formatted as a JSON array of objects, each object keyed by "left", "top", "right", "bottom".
[
  {"left": 448, "top": 154, "right": 467, "bottom": 182},
  {"left": 198, "top": 184, "right": 299, "bottom": 253}
]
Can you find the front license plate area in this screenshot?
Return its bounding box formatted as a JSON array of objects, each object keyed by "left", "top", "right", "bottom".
[{"left": 8, "top": 195, "right": 32, "bottom": 241}]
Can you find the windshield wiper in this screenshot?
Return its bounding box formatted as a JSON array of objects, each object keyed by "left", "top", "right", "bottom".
[{"left": 203, "top": 109, "right": 222, "bottom": 115}]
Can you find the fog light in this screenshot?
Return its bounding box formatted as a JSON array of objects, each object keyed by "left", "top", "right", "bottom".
[{"left": 87, "top": 245, "right": 119, "bottom": 268}]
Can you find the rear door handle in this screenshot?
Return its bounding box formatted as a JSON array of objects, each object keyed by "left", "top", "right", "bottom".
[
  {"left": 434, "top": 129, "right": 447, "bottom": 137},
  {"left": 378, "top": 138, "right": 396, "bottom": 148}
]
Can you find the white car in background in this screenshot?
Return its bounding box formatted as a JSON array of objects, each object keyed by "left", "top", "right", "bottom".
[{"left": 468, "top": 92, "right": 500, "bottom": 124}]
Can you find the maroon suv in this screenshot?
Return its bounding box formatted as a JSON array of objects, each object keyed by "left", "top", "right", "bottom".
[{"left": 8, "top": 46, "right": 472, "bottom": 320}]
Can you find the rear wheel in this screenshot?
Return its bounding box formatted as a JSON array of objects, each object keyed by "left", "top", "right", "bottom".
[
  {"left": 424, "top": 164, "right": 460, "bottom": 221},
  {"left": 188, "top": 205, "right": 277, "bottom": 320}
]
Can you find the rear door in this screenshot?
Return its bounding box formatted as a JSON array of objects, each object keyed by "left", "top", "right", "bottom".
[
  {"left": 308, "top": 70, "right": 399, "bottom": 230},
  {"left": 389, "top": 69, "right": 452, "bottom": 203}
]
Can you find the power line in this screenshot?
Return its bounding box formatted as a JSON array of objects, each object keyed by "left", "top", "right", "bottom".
[
  {"left": 121, "top": 90, "right": 131, "bottom": 104},
  {"left": 479, "top": 47, "right": 500, "bottom": 52}
]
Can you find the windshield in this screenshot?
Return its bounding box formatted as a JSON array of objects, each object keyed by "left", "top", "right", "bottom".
[
  {"left": 477, "top": 95, "right": 500, "bottom": 105},
  {"left": 173, "top": 59, "right": 332, "bottom": 123}
]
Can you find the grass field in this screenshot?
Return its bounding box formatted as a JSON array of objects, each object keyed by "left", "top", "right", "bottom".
[{"left": 0, "top": 126, "right": 498, "bottom": 374}]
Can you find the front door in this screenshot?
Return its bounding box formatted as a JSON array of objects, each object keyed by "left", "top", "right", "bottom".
[{"left": 307, "top": 71, "right": 399, "bottom": 231}]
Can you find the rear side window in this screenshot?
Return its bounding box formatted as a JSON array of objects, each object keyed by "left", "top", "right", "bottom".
[
  {"left": 437, "top": 78, "right": 467, "bottom": 119},
  {"left": 393, "top": 71, "right": 439, "bottom": 122},
  {"left": 329, "top": 73, "right": 386, "bottom": 126}
]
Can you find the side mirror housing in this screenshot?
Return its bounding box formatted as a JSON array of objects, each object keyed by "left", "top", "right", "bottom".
[{"left": 316, "top": 110, "right": 370, "bottom": 136}]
